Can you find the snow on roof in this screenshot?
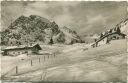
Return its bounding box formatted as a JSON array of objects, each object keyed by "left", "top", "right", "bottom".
[{"left": 2, "top": 43, "right": 41, "bottom": 51}]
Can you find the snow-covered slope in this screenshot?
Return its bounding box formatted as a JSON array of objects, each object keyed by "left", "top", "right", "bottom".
[
  {"left": 41, "top": 39, "right": 127, "bottom": 82},
  {"left": 1, "top": 39, "right": 127, "bottom": 82}
]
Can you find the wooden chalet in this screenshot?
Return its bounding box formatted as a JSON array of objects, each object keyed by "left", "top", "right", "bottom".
[{"left": 2, "top": 44, "right": 42, "bottom": 56}]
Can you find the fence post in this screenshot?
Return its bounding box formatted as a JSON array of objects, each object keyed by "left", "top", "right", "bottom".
[
  {"left": 31, "top": 60, "right": 33, "bottom": 66},
  {"left": 48, "top": 55, "right": 49, "bottom": 59},
  {"left": 54, "top": 53, "right": 55, "bottom": 58},
  {"left": 16, "top": 66, "right": 18, "bottom": 74},
  {"left": 44, "top": 56, "right": 45, "bottom": 61},
  {"left": 39, "top": 58, "right": 40, "bottom": 63}
]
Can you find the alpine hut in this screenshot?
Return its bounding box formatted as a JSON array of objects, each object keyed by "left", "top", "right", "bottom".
[{"left": 2, "top": 44, "right": 42, "bottom": 56}]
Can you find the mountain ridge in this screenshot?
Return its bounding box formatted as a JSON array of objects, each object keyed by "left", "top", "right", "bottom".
[{"left": 1, "top": 15, "right": 83, "bottom": 46}]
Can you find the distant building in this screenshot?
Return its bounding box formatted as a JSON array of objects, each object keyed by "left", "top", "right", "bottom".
[
  {"left": 2, "top": 44, "right": 42, "bottom": 56},
  {"left": 91, "top": 29, "right": 126, "bottom": 48},
  {"left": 91, "top": 35, "right": 108, "bottom": 48},
  {"left": 91, "top": 18, "right": 127, "bottom": 48}
]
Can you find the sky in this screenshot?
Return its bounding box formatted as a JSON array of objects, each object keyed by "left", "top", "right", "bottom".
[{"left": 1, "top": 1, "right": 127, "bottom": 36}]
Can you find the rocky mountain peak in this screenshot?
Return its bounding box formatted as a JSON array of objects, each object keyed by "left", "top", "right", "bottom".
[
  {"left": 1, "top": 15, "right": 82, "bottom": 46},
  {"left": 29, "top": 15, "right": 51, "bottom": 23}
]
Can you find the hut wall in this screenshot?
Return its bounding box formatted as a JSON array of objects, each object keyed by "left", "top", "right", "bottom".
[
  {"left": 97, "top": 37, "right": 107, "bottom": 46},
  {"left": 6, "top": 49, "right": 32, "bottom": 56}
]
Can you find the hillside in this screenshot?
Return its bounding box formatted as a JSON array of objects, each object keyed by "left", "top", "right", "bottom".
[
  {"left": 119, "top": 18, "right": 128, "bottom": 35},
  {"left": 39, "top": 39, "right": 127, "bottom": 82},
  {"left": 53, "top": 26, "right": 83, "bottom": 44},
  {"left": 1, "top": 39, "right": 127, "bottom": 82},
  {"left": 1, "top": 15, "right": 82, "bottom": 46}
]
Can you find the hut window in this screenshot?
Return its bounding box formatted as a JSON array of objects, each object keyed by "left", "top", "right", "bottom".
[
  {"left": 113, "top": 36, "right": 116, "bottom": 39},
  {"left": 25, "top": 51, "right": 28, "bottom": 53},
  {"left": 18, "top": 52, "right": 20, "bottom": 54},
  {"left": 13, "top": 52, "right": 15, "bottom": 54}
]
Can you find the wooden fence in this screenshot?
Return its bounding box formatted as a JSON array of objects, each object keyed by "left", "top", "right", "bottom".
[{"left": 2, "top": 53, "right": 58, "bottom": 81}]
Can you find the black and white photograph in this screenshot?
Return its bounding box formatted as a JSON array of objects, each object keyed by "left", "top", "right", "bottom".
[{"left": 0, "top": 1, "right": 128, "bottom": 83}]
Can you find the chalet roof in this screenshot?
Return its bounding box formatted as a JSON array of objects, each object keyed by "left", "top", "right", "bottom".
[
  {"left": 2, "top": 43, "right": 42, "bottom": 51},
  {"left": 91, "top": 32, "right": 126, "bottom": 46}
]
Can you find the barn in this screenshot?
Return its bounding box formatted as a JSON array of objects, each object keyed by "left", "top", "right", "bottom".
[{"left": 2, "top": 44, "right": 42, "bottom": 56}]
